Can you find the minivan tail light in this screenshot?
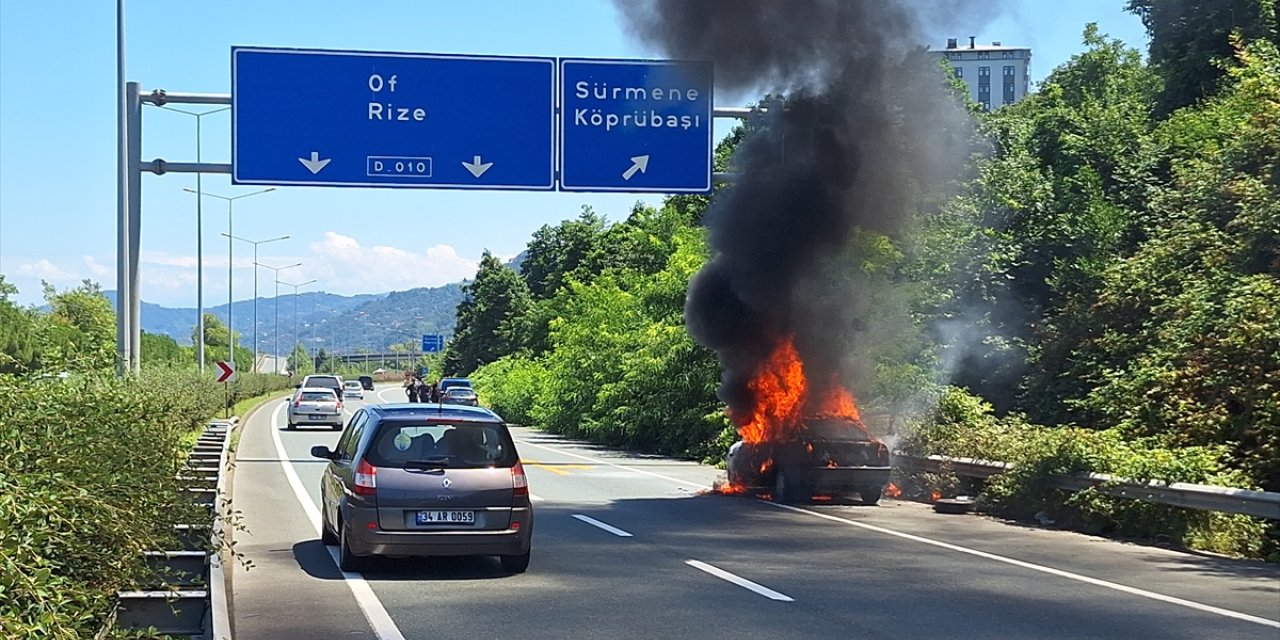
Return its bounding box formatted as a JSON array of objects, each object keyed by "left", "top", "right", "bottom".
[
  {"left": 511, "top": 461, "right": 529, "bottom": 498},
  {"left": 354, "top": 460, "right": 377, "bottom": 496}
]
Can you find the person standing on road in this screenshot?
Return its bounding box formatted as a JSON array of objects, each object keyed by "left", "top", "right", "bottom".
[{"left": 405, "top": 374, "right": 419, "bottom": 403}]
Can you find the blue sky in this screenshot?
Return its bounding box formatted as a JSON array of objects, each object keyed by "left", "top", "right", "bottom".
[{"left": 0, "top": 1, "right": 1147, "bottom": 307}]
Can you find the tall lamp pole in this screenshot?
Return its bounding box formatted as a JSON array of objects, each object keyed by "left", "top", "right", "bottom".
[
  {"left": 158, "top": 105, "right": 228, "bottom": 372},
  {"left": 278, "top": 279, "right": 318, "bottom": 372},
  {"left": 255, "top": 261, "right": 301, "bottom": 372},
  {"left": 223, "top": 233, "right": 289, "bottom": 372},
  {"left": 184, "top": 187, "right": 274, "bottom": 366}
]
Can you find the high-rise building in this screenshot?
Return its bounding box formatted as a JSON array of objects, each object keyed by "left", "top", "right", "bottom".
[{"left": 934, "top": 36, "right": 1031, "bottom": 111}]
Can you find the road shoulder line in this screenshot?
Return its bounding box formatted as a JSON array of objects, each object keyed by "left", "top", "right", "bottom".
[{"left": 761, "top": 500, "right": 1280, "bottom": 629}]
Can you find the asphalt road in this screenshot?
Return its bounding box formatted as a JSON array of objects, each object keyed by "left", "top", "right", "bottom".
[{"left": 230, "top": 385, "right": 1280, "bottom": 640}]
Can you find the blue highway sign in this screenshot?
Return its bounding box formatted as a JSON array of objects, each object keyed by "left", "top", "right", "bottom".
[
  {"left": 232, "top": 47, "right": 555, "bottom": 190},
  {"left": 559, "top": 59, "right": 713, "bottom": 193},
  {"left": 421, "top": 335, "right": 444, "bottom": 353}
]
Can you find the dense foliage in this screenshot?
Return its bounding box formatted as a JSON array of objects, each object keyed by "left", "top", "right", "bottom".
[
  {"left": 451, "top": 8, "right": 1279, "bottom": 557},
  {"left": 0, "top": 278, "right": 297, "bottom": 636},
  {"left": 0, "top": 369, "right": 221, "bottom": 638}
]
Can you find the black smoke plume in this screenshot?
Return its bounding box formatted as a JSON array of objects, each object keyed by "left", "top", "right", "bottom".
[{"left": 615, "top": 0, "right": 984, "bottom": 426}]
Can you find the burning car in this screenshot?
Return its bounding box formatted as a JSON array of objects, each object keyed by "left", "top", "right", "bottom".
[{"left": 725, "top": 417, "right": 890, "bottom": 505}]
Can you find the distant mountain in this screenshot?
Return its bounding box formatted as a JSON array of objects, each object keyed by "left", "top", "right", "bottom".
[{"left": 104, "top": 283, "right": 463, "bottom": 356}]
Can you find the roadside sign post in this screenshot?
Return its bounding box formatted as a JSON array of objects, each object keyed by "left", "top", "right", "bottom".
[
  {"left": 559, "top": 59, "right": 713, "bottom": 193},
  {"left": 232, "top": 47, "right": 556, "bottom": 190},
  {"left": 215, "top": 360, "right": 237, "bottom": 418}
]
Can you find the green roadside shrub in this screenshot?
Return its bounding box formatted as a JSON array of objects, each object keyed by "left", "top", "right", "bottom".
[
  {"left": 902, "top": 387, "right": 1272, "bottom": 559},
  {"left": 0, "top": 368, "right": 222, "bottom": 638}
]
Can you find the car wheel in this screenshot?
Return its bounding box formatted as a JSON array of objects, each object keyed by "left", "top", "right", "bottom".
[
  {"left": 858, "top": 485, "right": 883, "bottom": 506},
  {"left": 286, "top": 421, "right": 296, "bottom": 430},
  {"left": 320, "top": 508, "right": 338, "bottom": 545},
  {"left": 500, "top": 551, "right": 530, "bottom": 574},
  {"left": 332, "top": 424, "right": 342, "bottom": 431},
  {"left": 338, "top": 522, "right": 365, "bottom": 572},
  {"left": 772, "top": 467, "right": 799, "bottom": 504}
]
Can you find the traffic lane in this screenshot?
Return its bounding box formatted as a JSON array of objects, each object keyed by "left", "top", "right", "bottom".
[
  {"left": 803, "top": 499, "right": 1280, "bottom": 624},
  {"left": 231, "top": 394, "right": 377, "bottom": 640},
  {"left": 509, "top": 427, "right": 1280, "bottom": 627},
  {"left": 278, "top": 397, "right": 834, "bottom": 639},
  {"left": 354, "top": 501, "right": 832, "bottom": 640},
  {"left": 547, "top": 493, "right": 1278, "bottom": 640},
  {"left": 511, "top": 426, "right": 719, "bottom": 491}
]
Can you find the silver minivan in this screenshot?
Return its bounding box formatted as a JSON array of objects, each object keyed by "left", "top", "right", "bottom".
[{"left": 311, "top": 404, "right": 533, "bottom": 573}]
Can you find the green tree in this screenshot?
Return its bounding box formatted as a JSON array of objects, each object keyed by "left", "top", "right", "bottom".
[
  {"left": 0, "top": 276, "right": 39, "bottom": 374},
  {"left": 39, "top": 279, "right": 116, "bottom": 372},
  {"left": 1128, "top": 0, "right": 1279, "bottom": 115},
  {"left": 287, "top": 342, "right": 313, "bottom": 376},
  {"left": 520, "top": 207, "right": 607, "bottom": 299},
  {"left": 193, "top": 313, "right": 252, "bottom": 368},
  {"left": 444, "top": 252, "right": 533, "bottom": 375},
  {"left": 140, "top": 331, "right": 188, "bottom": 368},
  {"left": 1067, "top": 39, "right": 1280, "bottom": 490}
]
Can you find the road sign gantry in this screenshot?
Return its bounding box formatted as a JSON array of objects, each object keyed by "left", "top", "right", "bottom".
[
  {"left": 558, "top": 59, "right": 713, "bottom": 193},
  {"left": 232, "top": 47, "right": 557, "bottom": 190}
]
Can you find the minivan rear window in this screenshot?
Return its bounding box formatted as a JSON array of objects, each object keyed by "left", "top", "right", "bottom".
[{"left": 367, "top": 422, "right": 516, "bottom": 469}]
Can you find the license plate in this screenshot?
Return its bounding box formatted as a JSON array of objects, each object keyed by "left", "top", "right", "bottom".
[
  {"left": 310, "top": 414, "right": 326, "bottom": 420},
  {"left": 416, "top": 510, "right": 475, "bottom": 525}
]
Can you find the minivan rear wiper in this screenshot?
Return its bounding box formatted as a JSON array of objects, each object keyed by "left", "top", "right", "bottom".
[{"left": 404, "top": 457, "right": 450, "bottom": 469}]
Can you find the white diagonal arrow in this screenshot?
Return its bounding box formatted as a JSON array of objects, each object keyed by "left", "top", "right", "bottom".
[
  {"left": 622, "top": 154, "right": 650, "bottom": 181},
  {"left": 298, "top": 151, "right": 331, "bottom": 175},
  {"left": 462, "top": 155, "right": 494, "bottom": 178}
]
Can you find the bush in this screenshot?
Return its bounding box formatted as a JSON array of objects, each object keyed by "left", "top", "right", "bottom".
[
  {"left": 901, "top": 387, "right": 1272, "bottom": 559},
  {"left": 0, "top": 368, "right": 223, "bottom": 638}
]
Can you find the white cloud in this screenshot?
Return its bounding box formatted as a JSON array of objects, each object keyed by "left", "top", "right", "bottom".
[
  {"left": 83, "top": 255, "right": 112, "bottom": 278},
  {"left": 310, "top": 232, "right": 476, "bottom": 292},
  {"left": 17, "top": 259, "right": 78, "bottom": 282}
]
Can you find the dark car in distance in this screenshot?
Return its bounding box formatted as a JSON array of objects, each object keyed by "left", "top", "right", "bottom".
[
  {"left": 725, "top": 418, "right": 891, "bottom": 505},
  {"left": 439, "top": 377, "right": 473, "bottom": 393},
  {"left": 443, "top": 387, "right": 479, "bottom": 406},
  {"left": 358, "top": 375, "right": 375, "bottom": 391},
  {"left": 310, "top": 403, "right": 533, "bottom": 573}
]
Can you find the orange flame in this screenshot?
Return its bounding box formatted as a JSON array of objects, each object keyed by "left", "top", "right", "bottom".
[
  {"left": 885, "top": 483, "right": 902, "bottom": 498},
  {"left": 732, "top": 335, "right": 868, "bottom": 444},
  {"left": 734, "top": 337, "right": 807, "bottom": 444},
  {"left": 930, "top": 490, "right": 942, "bottom": 502}
]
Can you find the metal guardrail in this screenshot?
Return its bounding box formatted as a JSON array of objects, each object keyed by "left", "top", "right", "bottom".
[
  {"left": 895, "top": 453, "right": 1280, "bottom": 520},
  {"left": 114, "top": 416, "right": 239, "bottom": 639}
]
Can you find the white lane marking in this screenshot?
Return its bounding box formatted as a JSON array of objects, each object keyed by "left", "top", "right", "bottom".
[
  {"left": 515, "top": 432, "right": 1279, "bottom": 628},
  {"left": 685, "top": 559, "right": 794, "bottom": 602},
  {"left": 571, "top": 514, "right": 634, "bottom": 538},
  {"left": 514, "top": 438, "right": 712, "bottom": 491},
  {"left": 529, "top": 493, "right": 546, "bottom": 502},
  {"left": 376, "top": 386, "right": 404, "bottom": 403},
  {"left": 762, "top": 501, "right": 1280, "bottom": 629},
  {"left": 269, "top": 402, "right": 407, "bottom": 640}
]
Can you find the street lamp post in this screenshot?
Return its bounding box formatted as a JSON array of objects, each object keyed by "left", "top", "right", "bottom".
[
  {"left": 184, "top": 187, "right": 274, "bottom": 367},
  {"left": 158, "top": 105, "right": 229, "bottom": 372},
  {"left": 223, "top": 233, "right": 289, "bottom": 372},
  {"left": 255, "top": 261, "right": 301, "bottom": 372},
  {"left": 278, "top": 279, "right": 317, "bottom": 372}
]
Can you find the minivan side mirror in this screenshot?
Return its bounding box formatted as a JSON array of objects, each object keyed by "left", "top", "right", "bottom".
[
  {"left": 294, "top": 384, "right": 302, "bottom": 389},
  {"left": 310, "top": 445, "right": 336, "bottom": 460}
]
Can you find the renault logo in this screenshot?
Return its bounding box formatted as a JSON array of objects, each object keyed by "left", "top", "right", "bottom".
[{"left": 442, "top": 478, "right": 453, "bottom": 489}]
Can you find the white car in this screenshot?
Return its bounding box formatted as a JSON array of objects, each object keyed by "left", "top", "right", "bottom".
[
  {"left": 342, "top": 380, "right": 365, "bottom": 399},
  {"left": 287, "top": 387, "right": 344, "bottom": 430}
]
